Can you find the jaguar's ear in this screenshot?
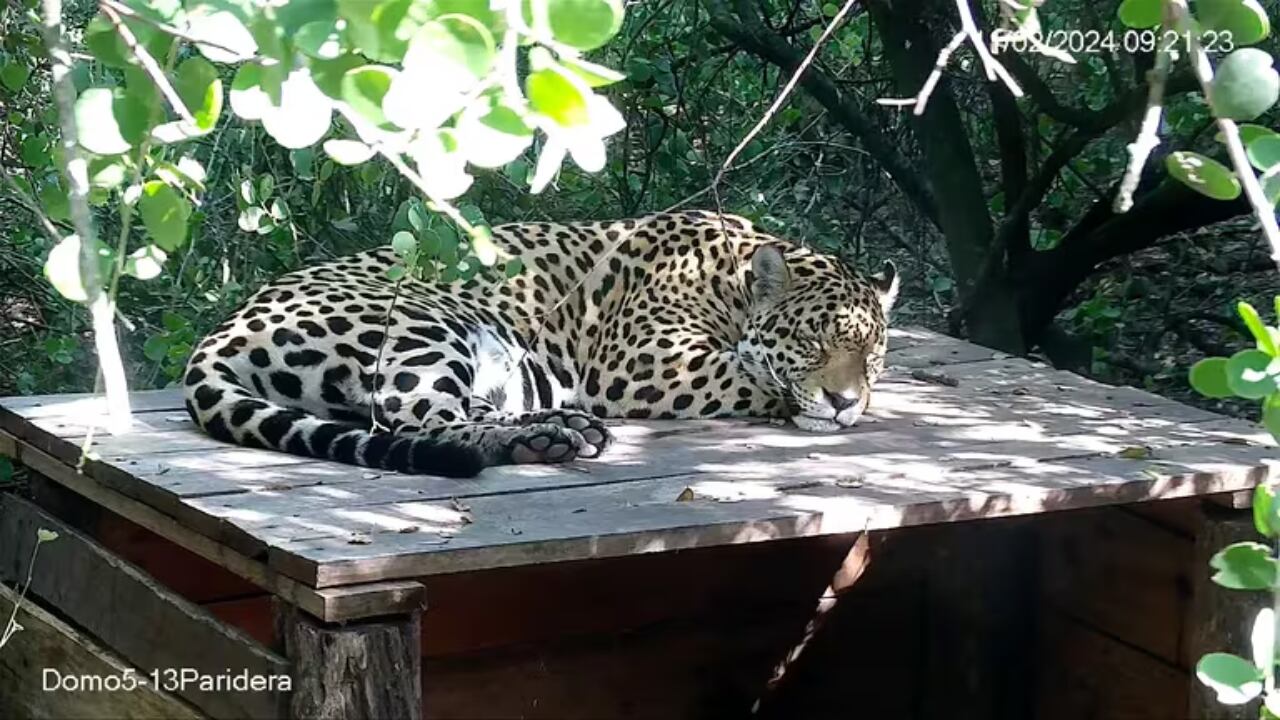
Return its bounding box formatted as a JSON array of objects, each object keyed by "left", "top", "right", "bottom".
[
  {"left": 750, "top": 244, "right": 790, "bottom": 304},
  {"left": 872, "top": 260, "right": 899, "bottom": 313}
]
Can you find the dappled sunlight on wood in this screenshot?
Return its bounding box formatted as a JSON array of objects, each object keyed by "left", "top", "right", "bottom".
[{"left": 1, "top": 327, "right": 1275, "bottom": 585}]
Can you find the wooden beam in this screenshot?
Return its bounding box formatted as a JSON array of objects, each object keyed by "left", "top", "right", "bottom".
[
  {"left": 0, "top": 583, "right": 207, "bottom": 720},
  {"left": 275, "top": 600, "right": 422, "bottom": 720},
  {"left": 3, "top": 431, "right": 425, "bottom": 621},
  {"left": 0, "top": 495, "right": 289, "bottom": 720}
]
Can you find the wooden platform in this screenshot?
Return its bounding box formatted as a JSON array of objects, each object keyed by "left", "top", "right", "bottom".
[
  {"left": 1, "top": 327, "right": 1274, "bottom": 605},
  {"left": 3, "top": 326, "right": 1278, "bottom": 719}
]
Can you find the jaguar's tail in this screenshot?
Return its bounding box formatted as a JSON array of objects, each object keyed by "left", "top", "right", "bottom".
[{"left": 182, "top": 363, "right": 484, "bottom": 478}]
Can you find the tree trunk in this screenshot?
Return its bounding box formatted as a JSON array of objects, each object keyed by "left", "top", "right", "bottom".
[{"left": 865, "top": 0, "right": 1025, "bottom": 353}]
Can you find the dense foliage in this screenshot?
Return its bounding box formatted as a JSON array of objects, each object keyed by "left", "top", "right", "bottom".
[{"left": 0, "top": 0, "right": 1277, "bottom": 427}]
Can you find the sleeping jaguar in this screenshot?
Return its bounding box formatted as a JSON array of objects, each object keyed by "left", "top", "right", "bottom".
[{"left": 183, "top": 210, "right": 899, "bottom": 478}]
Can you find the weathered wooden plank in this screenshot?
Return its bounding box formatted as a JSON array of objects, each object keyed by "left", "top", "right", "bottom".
[
  {"left": 1038, "top": 506, "right": 1195, "bottom": 667},
  {"left": 192, "top": 407, "right": 1262, "bottom": 533},
  {"left": 276, "top": 601, "right": 421, "bottom": 720},
  {"left": 194, "top": 417, "right": 1272, "bottom": 566},
  {"left": 3, "top": 388, "right": 186, "bottom": 417},
  {"left": 1035, "top": 610, "right": 1188, "bottom": 720},
  {"left": 0, "top": 495, "right": 290, "bottom": 720},
  {"left": 261, "top": 444, "right": 1277, "bottom": 586},
  {"left": 4, "top": 435, "right": 426, "bottom": 621},
  {"left": 0, "top": 583, "right": 208, "bottom": 720}
]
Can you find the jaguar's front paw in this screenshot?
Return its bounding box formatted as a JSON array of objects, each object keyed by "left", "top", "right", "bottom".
[
  {"left": 507, "top": 423, "right": 597, "bottom": 464},
  {"left": 520, "top": 409, "right": 612, "bottom": 458}
]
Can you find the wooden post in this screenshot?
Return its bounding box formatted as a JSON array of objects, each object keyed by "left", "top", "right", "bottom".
[
  {"left": 274, "top": 601, "right": 422, "bottom": 720},
  {"left": 1188, "top": 503, "right": 1266, "bottom": 720}
]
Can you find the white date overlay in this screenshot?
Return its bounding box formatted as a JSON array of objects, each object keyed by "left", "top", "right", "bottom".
[
  {"left": 991, "top": 28, "right": 1236, "bottom": 55},
  {"left": 43, "top": 667, "right": 293, "bottom": 693}
]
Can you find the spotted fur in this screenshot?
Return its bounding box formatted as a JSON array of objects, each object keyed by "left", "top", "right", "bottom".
[{"left": 183, "top": 211, "right": 899, "bottom": 477}]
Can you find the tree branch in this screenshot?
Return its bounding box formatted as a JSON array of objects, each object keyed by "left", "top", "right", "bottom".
[
  {"left": 703, "top": 0, "right": 940, "bottom": 227},
  {"left": 41, "top": 0, "right": 132, "bottom": 432}
]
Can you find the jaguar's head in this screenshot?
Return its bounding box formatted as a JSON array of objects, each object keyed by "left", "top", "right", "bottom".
[{"left": 738, "top": 244, "right": 899, "bottom": 432}]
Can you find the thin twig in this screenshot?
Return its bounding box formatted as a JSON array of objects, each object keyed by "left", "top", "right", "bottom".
[
  {"left": 99, "top": 1, "right": 196, "bottom": 126},
  {"left": 98, "top": 0, "right": 249, "bottom": 59},
  {"left": 713, "top": 0, "right": 860, "bottom": 184},
  {"left": 0, "top": 164, "right": 63, "bottom": 242},
  {"left": 1113, "top": 12, "right": 1172, "bottom": 213},
  {"left": 955, "top": 0, "right": 1023, "bottom": 95},
  {"left": 40, "top": 0, "right": 132, "bottom": 434},
  {"left": 880, "top": 30, "right": 964, "bottom": 115}
]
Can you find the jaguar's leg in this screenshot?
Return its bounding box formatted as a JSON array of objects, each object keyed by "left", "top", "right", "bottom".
[{"left": 378, "top": 393, "right": 603, "bottom": 465}]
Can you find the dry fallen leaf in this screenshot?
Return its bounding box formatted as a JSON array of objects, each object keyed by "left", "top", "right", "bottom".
[
  {"left": 676, "top": 487, "right": 696, "bottom": 502},
  {"left": 398, "top": 525, "right": 420, "bottom": 534},
  {"left": 347, "top": 533, "right": 372, "bottom": 545},
  {"left": 1118, "top": 446, "right": 1153, "bottom": 460}
]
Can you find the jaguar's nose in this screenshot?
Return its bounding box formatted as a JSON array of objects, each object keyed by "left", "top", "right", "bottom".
[{"left": 822, "top": 389, "right": 858, "bottom": 412}]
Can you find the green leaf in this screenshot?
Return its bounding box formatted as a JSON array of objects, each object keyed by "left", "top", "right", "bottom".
[
  {"left": 1117, "top": 0, "right": 1161, "bottom": 28},
  {"left": 1211, "top": 541, "right": 1280, "bottom": 590},
  {"left": 138, "top": 181, "right": 192, "bottom": 251},
  {"left": 74, "top": 88, "right": 132, "bottom": 155},
  {"left": 44, "top": 235, "right": 90, "bottom": 302},
  {"left": 323, "top": 138, "right": 376, "bottom": 165},
  {"left": 456, "top": 101, "right": 533, "bottom": 168},
  {"left": 1239, "top": 301, "right": 1278, "bottom": 354},
  {"left": 1190, "top": 357, "right": 1235, "bottom": 398},
  {"left": 336, "top": 0, "right": 419, "bottom": 63},
  {"left": 392, "top": 230, "right": 417, "bottom": 256},
  {"left": 385, "top": 264, "right": 407, "bottom": 281},
  {"left": 143, "top": 334, "right": 170, "bottom": 362},
  {"left": 545, "top": 0, "right": 625, "bottom": 51},
  {"left": 1227, "top": 349, "right": 1280, "bottom": 399},
  {"left": 1199, "top": 0, "right": 1271, "bottom": 46},
  {"left": 1, "top": 62, "right": 31, "bottom": 93},
  {"left": 1196, "top": 652, "right": 1264, "bottom": 705},
  {"left": 1255, "top": 484, "right": 1280, "bottom": 537},
  {"left": 229, "top": 63, "right": 272, "bottom": 120},
  {"left": 296, "top": 20, "right": 343, "bottom": 59},
  {"left": 1248, "top": 134, "right": 1280, "bottom": 173},
  {"left": 1265, "top": 394, "right": 1280, "bottom": 444},
  {"left": 1217, "top": 123, "right": 1277, "bottom": 145},
  {"left": 88, "top": 156, "right": 126, "bottom": 190},
  {"left": 1211, "top": 48, "right": 1280, "bottom": 122},
  {"left": 174, "top": 57, "right": 223, "bottom": 131},
  {"left": 1165, "top": 151, "right": 1242, "bottom": 200},
  {"left": 404, "top": 15, "right": 495, "bottom": 79},
  {"left": 503, "top": 256, "right": 524, "bottom": 278},
  {"left": 261, "top": 68, "right": 333, "bottom": 149},
  {"left": 19, "top": 134, "right": 48, "bottom": 167},
  {"left": 527, "top": 65, "right": 590, "bottom": 127},
  {"left": 39, "top": 179, "right": 70, "bottom": 222},
  {"left": 561, "top": 56, "right": 626, "bottom": 88},
  {"left": 82, "top": 13, "right": 170, "bottom": 69},
  {"left": 186, "top": 7, "right": 257, "bottom": 62},
  {"left": 124, "top": 245, "right": 167, "bottom": 280},
  {"left": 340, "top": 65, "right": 397, "bottom": 127},
  {"left": 309, "top": 54, "right": 366, "bottom": 100}
]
